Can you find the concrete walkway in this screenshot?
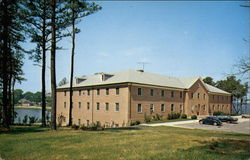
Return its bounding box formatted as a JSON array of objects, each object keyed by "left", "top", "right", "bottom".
[{"left": 140, "top": 119, "right": 199, "bottom": 127}]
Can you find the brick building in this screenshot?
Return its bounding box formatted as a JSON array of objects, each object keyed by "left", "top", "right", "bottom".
[{"left": 57, "top": 70, "right": 232, "bottom": 126}]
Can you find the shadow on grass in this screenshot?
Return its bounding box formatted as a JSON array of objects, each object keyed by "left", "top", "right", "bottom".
[
  {"left": 180, "top": 138, "right": 250, "bottom": 159},
  {"left": 0, "top": 126, "right": 49, "bottom": 135},
  {"left": 105, "top": 126, "right": 141, "bottom": 132}
]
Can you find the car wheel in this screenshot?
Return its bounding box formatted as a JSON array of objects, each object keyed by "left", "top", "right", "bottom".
[
  {"left": 213, "top": 122, "right": 217, "bottom": 126},
  {"left": 199, "top": 121, "right": 203, "bottom": 124}
]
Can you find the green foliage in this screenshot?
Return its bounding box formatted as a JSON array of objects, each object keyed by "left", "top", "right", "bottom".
[
  {"left": 23, "top": 115, "right": 28, "bottom": 124},
  {"left": 130, "top": 120, "right": 141, "bottom": 126},
  {"left": 58, "top": 77, "right": 68, "bottom": 86},
  {"left": 80, "top": 122, "right": 104, "bottom": 131},
  {"left": 213, "top": 112, "right": 225, "bottom": 116},
  {"left": 191, "top": 115, "right": 197, "bottom": 119},
  {"left": 29, "top": 116, "right": 38, "bottom": 124},
  {"left": 152, "top": 113, "right": 163, "bottom": 121},
  {"left": 181, "top": 114, "right": 187, "bottom": 119},
  {"left": 167, "top": 113, "right": 181, "bottom": 120},
  {"left": 71, "top": 124, "right": 79, "bottom": 130},
  {"left": 203, "top": 77, "right": 216, "bottom": 86}
]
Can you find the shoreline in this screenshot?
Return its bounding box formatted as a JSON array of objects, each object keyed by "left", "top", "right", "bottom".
[{"left": 15, "top": 106, "right": 52, "bottom": 110}]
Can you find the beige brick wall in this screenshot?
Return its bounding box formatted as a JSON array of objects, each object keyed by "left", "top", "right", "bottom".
[
  {"left": 129, "top": 84, "right": 184, "bottom": 122},
  {"left": 57, "top": 86, "right": 129, "bottom": 127},
  {"left": 57, "top": 81, "right": 232, "bottom": 126}
]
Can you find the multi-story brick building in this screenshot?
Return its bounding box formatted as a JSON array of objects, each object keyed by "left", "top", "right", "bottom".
[{"left": 57, "top": 70, "right": 232, "bottom": 127}]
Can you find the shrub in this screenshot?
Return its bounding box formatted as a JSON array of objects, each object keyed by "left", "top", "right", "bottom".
[
  {"left": 213, "top": 112, "right": 224, "bottom": 116},
  {"left": 131, "top": 120, "right": 141, "bottom": 126},
  {"left": 29, "top": 116, "right": 38, "bottom": 125},
  {"left": 23, "top": 115, "right": 28, "bottom": 124},
  {"left": 71, "top": 124, "right": 79, "bottom": 130},
  {"left": 144, "top": 113, "right": 151, "bottom": 122},
  {"left": 191, "top": 115, "right": 197, "bottom": 119},
  {"left": 167, "top": 113, "right": 181, "bottom": 120},
  {"left": 181, "top": 114, "right": 187, "bottom": 119}
]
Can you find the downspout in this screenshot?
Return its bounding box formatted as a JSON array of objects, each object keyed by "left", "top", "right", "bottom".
[{"left": 92, "top": 88, "right": 94, "bottom": 123}]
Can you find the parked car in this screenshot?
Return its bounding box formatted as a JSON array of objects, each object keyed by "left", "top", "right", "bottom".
[
  {"left": 216, "top": 115, "right": 238, "bottom": 123},
  {"left": 199, "top": 116, "right": 222, "bottom": 126},
  {"left": 242, "top": 114, "right": 250, "bottom": 118}
]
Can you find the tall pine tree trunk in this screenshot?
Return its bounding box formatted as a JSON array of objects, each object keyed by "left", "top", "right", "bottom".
[
  {"left": 2, "top": 0, "right": 10, "bottom": 129},
  {"left": 69, "top": 5, "right": 75, "bottom": 126},
  {"left": 50, "top": 0, "right": 57, "bottom": 130},
  {"left": 41, "top": 0, "right": 47, "bottom": 127}
]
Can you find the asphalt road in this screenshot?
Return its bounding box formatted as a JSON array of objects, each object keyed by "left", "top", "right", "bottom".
[
  {"left": 141, "top": 116, "right": 250, "bottom": 134},
  {"left": 176, "top": 119, "right": 250, "bottom": 134}
]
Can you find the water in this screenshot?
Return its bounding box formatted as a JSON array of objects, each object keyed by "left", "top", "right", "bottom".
[{"left": 14, "top": 108, "right": 51, "bottom": 124}]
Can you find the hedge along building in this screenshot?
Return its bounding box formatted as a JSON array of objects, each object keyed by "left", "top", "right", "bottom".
[{"left": 57, "top": 70, "right": 232, "bottom": 127}]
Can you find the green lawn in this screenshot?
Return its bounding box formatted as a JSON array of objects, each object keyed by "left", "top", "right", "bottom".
[
  {"left": 145, "top": 118, "right": 193, "bottom": 124},
  {"left": 0, "top": 126, "right": 250, "bottom": 160}
]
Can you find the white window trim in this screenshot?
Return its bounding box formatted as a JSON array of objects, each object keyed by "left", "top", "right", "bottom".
[
  {"left": 138, "top": 104, "right": 142, "bottom": 113},
  {"left": 161, "top": 104, "right": 165, "bottom": 112}
]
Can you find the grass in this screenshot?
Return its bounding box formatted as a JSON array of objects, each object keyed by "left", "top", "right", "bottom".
[
  {"left": 0, "top": 126, "right": 250, "bottom": 160},
  {"left": 146, "top": 118, "right": 193, "bottom": 124}
]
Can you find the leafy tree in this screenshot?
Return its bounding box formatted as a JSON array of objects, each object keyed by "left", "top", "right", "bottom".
[
  {"left": 203, "top": 77, "right": 216, "bottom": 86},
  {"left": 13, "top": 89, "right": 24, "bottom": 104},
  {"left": 66, "top": 0, "right": 101, "bottom": 126},
  {"left": 23, "top": 92, "right": 34, "bottom": 102},
  {"left": 216, "top": 76, "right": 248, "bottom": 114},
  {"left": 58, "top": 77, "right": 68, "bottom": 86},
  {"left": 33, "top": 92, "right": 42, "bottom": 104}
]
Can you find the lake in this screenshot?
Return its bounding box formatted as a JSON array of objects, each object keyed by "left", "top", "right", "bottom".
[{"left": 14, "top": 108, "right": 51, "bottom": 124}]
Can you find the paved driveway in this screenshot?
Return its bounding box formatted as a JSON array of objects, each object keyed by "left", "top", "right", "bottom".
[{"left": 141, "top": 117, "right": 250, "bottom": 134}]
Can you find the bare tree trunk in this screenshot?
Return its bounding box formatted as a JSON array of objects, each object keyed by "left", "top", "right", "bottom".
[
  {"left": 41, "top": 0, "right": 47, "bottom": 127},
  {"left": 2, "top": 0, "right": 10, "bottom": 129},
  {"left": 69, "top": 4, "right": 75, "bottom": 126},
  {"left": 12, "top": 79, "right": 15, "bottom": 124},
  {"left": 50, "top": 0, "right": 57, "bottom": 130}
]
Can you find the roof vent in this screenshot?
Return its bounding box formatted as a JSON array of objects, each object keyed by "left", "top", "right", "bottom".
[
  {"left": 76, "top": 77, "right": 87, "bottom": 84},
  {"left": 101, "top": 73, "right": 113, "bottom": 81}
]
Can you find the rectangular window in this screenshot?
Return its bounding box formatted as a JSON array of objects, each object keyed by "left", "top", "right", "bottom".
[
  {"left": 197, "top": 93, "right": 200, "bottom": 99},
  {"left": 115, "top": 103, "right": 120, "bottom": 112},
  {"left": 171, "top": 104, "right": 174, "bottom": 112},
  {"left": 161, "top": 104, "right": 165, "bottom": 112},
  {"left": 64, "top": 91, "right": 66, "bottom": 96},
  {"left": 96, "top": 102, "right": 100, "bottom": 110},
  {"left": 78, "top": 102, "right": 81, "bottom": 109},
  {"left": 150, "top": 89, "right": 154, "bottom": 96},
  {"left": 161, "top": 90, "right": 165, "bottom": 96},
  {"left": 180, "top": 92, "right": 182, "bottom": 98},
  {"left": 171, "top": 91, "right": 174, "bottom": 98},
  {"left": 78, "top": 119, "right": 81, "bottom": 126},
  {"left": 105, "top": 103, "right": 109, "bottom": 111},
  {"left": 204, "top": 105, "right": 206, "bottom": 111},
  {"left": 106, "top": 88, "right": 109, "bottom": 95},
  {"left": 87, "top": 102, "right": 90, "bottom": 110},
  {"left": 138, "top": 88, "right": 142, "bottom": 96},
  {"left": 137, "top": 104, "right": 142, "bottom": 113},
  {"left": 180, "top": 104, "right": 183, "bottom": 112},
  {"left": 222, "top": 96, "right": 224, "bottom": 100},
  {"left": 64, "top": 102, "right": 66, "bottom": 108},
  {"left": 116, "top": 88, "right": 119, "bottom": 95},
  {"left": 150, "top": 104, "right": 154, "bottom": 113},
  {"left": 97, "top": 89, "right": 100, "bottom": 95},
  {"left": 203, "top": 94, "right": 206, "bottom": 99},
  {"left": 191, "top": 92, "right": 194, "bottom": 99},
  {"left": 79, "top": 90, "right": 81, "bottom": 96},
  {"left": 87, "top": 89, "right": 90, "bottom": 95}
]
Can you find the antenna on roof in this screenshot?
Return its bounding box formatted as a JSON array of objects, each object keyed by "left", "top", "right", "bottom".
[{"left": 137, "top": 62, "right": 149, "bottom": 71}]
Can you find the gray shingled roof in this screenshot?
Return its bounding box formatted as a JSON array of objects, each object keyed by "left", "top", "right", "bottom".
[{"left": 57, "top": 69, "right": 230, "bottom": 95}]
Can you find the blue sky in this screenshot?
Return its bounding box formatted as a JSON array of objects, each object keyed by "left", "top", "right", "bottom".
[{"left": 16, "top": 1, "right": 250, "bottom": 92}]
